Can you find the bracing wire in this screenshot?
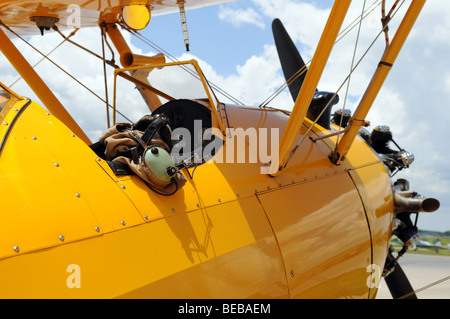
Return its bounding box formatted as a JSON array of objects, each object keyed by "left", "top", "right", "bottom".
[
  {"left": 1, "top": 0, "right": 406, "bottom": 135},
  {"left": 259, "top": 64, "right": 310, "bottom": 109},
  {"left": 8, "top": 28, "right": 79, "bottom": 87},
  {"left": 259, "top": 0, "right": 383, "bottom": 109},
  {"left": 336, "top": 0, "right": 382, "bottom": 44},
  {"left": 2, "top": 23, "right": 132, "bottom": 123},
  {"left": 122, "top": 24, "right": 246, "bottom": 106},
  {"left": 282, "top": 0, "right": 407, "bottom": 169},
  {"left": 335, "top": 0, "right": 367, "bottom": 149},
  {"left": 398, "top": 275, "right": 450, "bottom": 299}
]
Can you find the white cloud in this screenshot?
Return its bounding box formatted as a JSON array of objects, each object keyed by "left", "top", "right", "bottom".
[
  {"left": 218, "top": 6, "right": 265, "bottom": 29},
  {"left": 252, "top": 0, "right": 330, "bottom": 58},
  {"left": 208, "top": 44, "right": 291, "bottom": 107},
  {"left": 445, "top": 73, "right": 450, "bottom": 94}
]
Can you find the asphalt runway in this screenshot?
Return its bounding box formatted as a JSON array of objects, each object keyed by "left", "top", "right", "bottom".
[{"left": 376, "top": 253, "right": 450, "bottom": 299}]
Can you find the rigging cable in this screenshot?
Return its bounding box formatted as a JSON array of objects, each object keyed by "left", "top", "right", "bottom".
[
  {"left": 335, "top": 0, "right": 367, "bottom": 149},
  {"left": 398, "top": 275, "right": 450, "bottom": 299},
  {"left": 54, "top": 26, "right": 118, "bottom": 68},
  {"left": 126, "top": 2, "right": 383, "bottom": 109},
  {"left": 131, "top": 28, "right": 244, "bottom": 106},
  {"left": 121, "top": 24, "right": 245, "bottom": 106},
  {"left": 8, "top": 28, "right": 79, "bottom": 88},
  {"left": 282, "top": 0, "right": 406, "bottom": 169},
  {"left": 259, "top": 64, "right": 309, "bottom": 109},
  {"left": 259, "top": 0, "right": 383, "bottom": 108},
  {"left": 1, "top": 23, "right": 132, "bottom": 123},
  {"left": 336, "top": 0, "right": 382, "bottom": 44}
]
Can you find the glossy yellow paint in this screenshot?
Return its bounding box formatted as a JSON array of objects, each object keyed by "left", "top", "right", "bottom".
[
  {"left": 0, "top": 17, "right": 400, "bottom": 295},
  {"left": 0, "top": 99, "right": 144, "bottom": 259},
  {"left": 0, "top": 94, "right": 393, "bottom": 298},
  {"left": 223, "top": 104, "right": 393, "bottom": 298},
  {"left": 0, "top": 0, "right": 414, "bottom": 298},
  {"left": 0, "top": 99, "right": 288, "bottom": 298},
  {"left": 0, "top": 92, "right": 279, "bottom": 296},
  {"left": 117, "top": 198, "right": 288, "bottom": 299},
  {"left": 0, "top": 196, "right": 287, "bottom": 298},
  {"left": 257, "top": 174, "right": 372, "bottom": 298},
  {"left": 349, "top": 162, "right": 394, "bottom": 299}
]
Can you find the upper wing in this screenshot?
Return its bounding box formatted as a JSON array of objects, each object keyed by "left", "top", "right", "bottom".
[{"left": 0, "top": 0, "right": 234, "bottom": 36}]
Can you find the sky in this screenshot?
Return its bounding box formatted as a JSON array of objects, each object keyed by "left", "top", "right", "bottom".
[{"left": 0, "top": 0, "right": 449, "bottom": 232}]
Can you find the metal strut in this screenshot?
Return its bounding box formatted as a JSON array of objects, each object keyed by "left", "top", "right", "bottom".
[
  {"left": 331, "top": 0, "right": 426, "bottom": 165},
  {"left": 271, "top": 0, "right": 352, "bottom": 174},
  {"left": 0, "top": 21, "right": 91, "bottom": 144}
]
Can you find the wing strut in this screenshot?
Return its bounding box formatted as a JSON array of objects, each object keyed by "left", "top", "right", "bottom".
[
  {"left": 330, "top": 0, "right": 426, "bottom": 165},
  {"left": 0, "top": 22, "right": 91, "bottom": 145},
  {"left": 270, "top": 0, "right": 351, "bottom": 174}
]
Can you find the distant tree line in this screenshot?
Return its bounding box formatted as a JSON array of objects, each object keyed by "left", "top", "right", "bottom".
[{"left": 419, "top": 229, "right": 450, "bottom": 237}]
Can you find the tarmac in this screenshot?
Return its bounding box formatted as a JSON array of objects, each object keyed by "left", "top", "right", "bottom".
[{"left": 376, "top": 253, "right": 450, "bottom": 299}]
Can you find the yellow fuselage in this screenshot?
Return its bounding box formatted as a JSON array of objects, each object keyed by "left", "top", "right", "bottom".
[{"left": 0, "top": 91, "right": 393, "bottom": 298}]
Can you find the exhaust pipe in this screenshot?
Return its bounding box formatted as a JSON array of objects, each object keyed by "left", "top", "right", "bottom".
[
  {"left": 394, "top": 190, "right": 440, "bottom": 213},
  {"left": 385, "top": 177, "right": 439, "bottom": 299},
  {"left": 393, "top": 179, "right": 440, "bottom": 213}
]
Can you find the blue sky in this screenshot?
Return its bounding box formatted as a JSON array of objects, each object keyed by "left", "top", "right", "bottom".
[
  {"left": 140, "top": 3, "right": 273, "bottom": 76},
  {"left": 1, "top": 0, "right": 449, "bottom": 232},
  {"left": 139, "top": 0, "right": 336, "bottom": 76}
]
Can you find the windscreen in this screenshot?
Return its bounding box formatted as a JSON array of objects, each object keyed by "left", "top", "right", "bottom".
[
  {"left": 147, "top": 62, "right": 216, "bottom": 104},
  {"left": 114, "top": 61, "right": 219, "bottom": 122},
  {"left": 0, "top": 87, "right": 11, "bottom": 111}
]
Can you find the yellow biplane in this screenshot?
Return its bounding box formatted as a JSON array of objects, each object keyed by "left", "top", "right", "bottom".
[{"left": 0, "top": 0, "right": 440, "bottom": 299}]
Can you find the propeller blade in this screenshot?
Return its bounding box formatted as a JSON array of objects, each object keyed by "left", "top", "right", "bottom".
[
  {"left": 384, "top": 252, "right": 417, "bottom": 299},
  {"left": 272, "top": 18, "right": 307, "bottom": 102},
  {"left": 272, "top": 18, "right": 338, "bottom": 130}
]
